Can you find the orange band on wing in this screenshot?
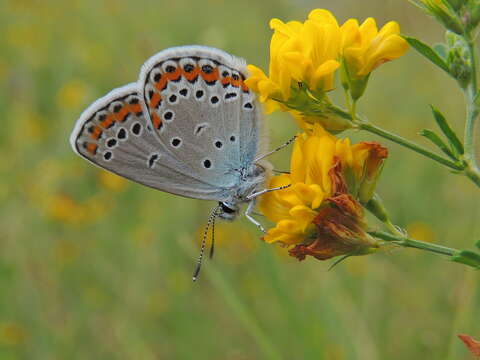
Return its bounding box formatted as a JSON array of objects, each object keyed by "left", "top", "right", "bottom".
[
  {"left": 90, "top": 126, "right": 103, "bottom": 140},
  {"left": 149, "top": 92, "right": 162, "bottom": 109},
  {"left": 183, "top": 66, "right": 201, "bottom": 82},
  {"left": 151, "top": 112, "right": 162, "bottom": 129},
  {"left": 201, "top": 67, "right": 219, "bottom": 83},
  {"left": 86, "top": 143, "right": 98, "bottom": 155},
  {"left": 165, "top": 67, "right": 182, "bottom": 82}
]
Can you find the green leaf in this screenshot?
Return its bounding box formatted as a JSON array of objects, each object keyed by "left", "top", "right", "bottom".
[
  {"left": 476, "top": 240, "right": 480, "bottom": 250},
  {"left": 419, "top": 129, "right": 457, "bottom": 159},
  {"left": 404, "top": 36, "right": 451, "bottom": 75},
  {"left": 430, "top": 105, "right": 464, "bottom": 154},
  {"left": 451, "top": 250, "right": 480, "bottom": 269}
]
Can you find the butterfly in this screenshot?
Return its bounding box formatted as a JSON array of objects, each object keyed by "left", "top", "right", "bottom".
[{"left": 70, "top": 46, "right": 290, "bottom": 280}]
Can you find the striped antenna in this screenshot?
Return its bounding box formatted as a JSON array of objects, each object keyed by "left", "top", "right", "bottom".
[{"left": 192, "top": 205, "right": 220, "bottom": 282}]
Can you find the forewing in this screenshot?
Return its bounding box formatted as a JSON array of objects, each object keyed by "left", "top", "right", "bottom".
[
  {"left": 138, "top": 46, "right": 264, "bottom": 189},
  {"left": 70, "top": 83, "right": 223, "bottom": 200}
]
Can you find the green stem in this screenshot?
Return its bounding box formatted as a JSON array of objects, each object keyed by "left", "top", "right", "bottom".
[
  {"left": 356, "top": 121, "right": 465, "bottom": 170},
  {"left": 463, "top": 37, "right": 480, "bottom": 177},
  {"left": 369, "top": 230, "right": 458, "bottom": 257}
]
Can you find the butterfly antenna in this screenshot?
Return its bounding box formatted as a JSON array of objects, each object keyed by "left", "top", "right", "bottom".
[
  {"left": 209, "top": 214, "right": 216, "bottom": 259},
  {"left": 192, "top": 205, "right": 219, "bottom": 282}
]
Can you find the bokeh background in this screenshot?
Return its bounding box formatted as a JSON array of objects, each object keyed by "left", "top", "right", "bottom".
[{"left": 1, "top": 0, "right": 479, "bottom": 359}]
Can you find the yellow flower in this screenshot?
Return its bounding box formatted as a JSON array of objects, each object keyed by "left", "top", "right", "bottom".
[
  {"left": 341, "top": 18, "right": 409, "bottom": 78},
  {"left": 340, "top": 18, "right": 409, "bottom": 99},
  {"left": 259, "top": 125, "right": 388, "bottom": 261},
  {"left": 246, "top": 8, "right": 409, "bottom": 129},
  {"left": 245, "top": 9, "right": 341, "bottom": 115}
]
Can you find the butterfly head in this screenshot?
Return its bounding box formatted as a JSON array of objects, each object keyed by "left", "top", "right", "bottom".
[{"left": 218, "top": 201, "right": 239, "bottom": 221}]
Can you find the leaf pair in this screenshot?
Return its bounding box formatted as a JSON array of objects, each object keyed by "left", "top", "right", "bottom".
[{"left": 420, "top": 106, "right": 465, "bottom": 165}]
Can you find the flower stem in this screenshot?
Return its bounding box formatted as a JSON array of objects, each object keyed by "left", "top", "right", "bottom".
[
  {"left": 356, "top": 120, "right": 465, "bottom": 170},
  {"left": 369, "top": 230, "right": 458, "bottom": 257}
]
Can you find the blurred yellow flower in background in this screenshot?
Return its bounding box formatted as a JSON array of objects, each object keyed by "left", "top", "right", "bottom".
[
  {"left": 0, "top": 323, "right": 26, "bottom": 346},
  {"left": 98, "top": 170, "right": 128, "bottom": 192},
  {"left": 57, "top": 80, "right": 89, "bottom": 110},
  {"left": 259, "top": 124, "right": 387, "bottom": 260}
]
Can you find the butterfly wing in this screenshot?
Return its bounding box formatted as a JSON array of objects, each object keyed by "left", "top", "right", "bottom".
[
  {"left": 70, "top": 83, "right": 225, "bottom": 200},
  {"left": 138, "top": 45, "right": 264, "bottom": 192}
]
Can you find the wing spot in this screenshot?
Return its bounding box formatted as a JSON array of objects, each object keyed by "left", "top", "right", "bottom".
[
  {"left": 195, "top": 123, "right": 209, "bottom": 136},
  {"left": 214, "top": 140, "right": 223, "bottom": 149},
  {"left": 103, "top": 151, "right": 112, "bottom": 161},
  {"left": 163, "top": 111, "right": 174, "bottom": 121},
  {"left": 179, "top": 88, "right": 188, "bottom": 97},
  {"left": 230, "top": 135, "right": 236, "bottom": 142},
  {"left": 244, "top": 102, "right": 253, "bottom": 110},
  {"left": 210, "top": 96, "right": 219, "bottom": 105},
  {"left": 225, "top": 92, "right": 237, "bottom": 100},
  {"left": 203, "top": 159, "right": 212, "bottom": 169},
  {"left": 195, "top": 90, "right": 204, "bottom": 100},
  {"left": 202, "top": 65, "right": 213, "bottom": 74},
  {"left": 131, "top": 122, "right": 142, "bottom": 136},
  {"left": 168, "top": 94, "right": 178, "bottom": 104},
  {"left": 106, "top": 138, "right": 117, "bottom": 148},
  {"left": 184, "top": 64, "right": 194, "bottom": 73},
  {"left": 117, "top": 128, "right": 127, "bottom": 140},
  {"left": 148, "top": 153, "right": 159, "bottom": 168},
  {"left": 171, "top": 137, "right": 182, "bottom": 148},
  {"left": 166, "top": 65, "right": 176, "bottom": 73},
  {"left": 113, "top": 104, "right": 122, "bottom": 113},
  {"left": 129, "top": 97, "right": 139, "bottom": 105}
]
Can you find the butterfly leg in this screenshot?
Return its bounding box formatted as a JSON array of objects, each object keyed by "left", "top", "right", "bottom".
[
  {"left": 245, "top": 200, "right": 266, "bottom": 234},
  {"left": 254, "top": 136, "right": 296, "bottom": 163},
  {"left": 246, "top": 184, "right": 291, "bottom": 200}
]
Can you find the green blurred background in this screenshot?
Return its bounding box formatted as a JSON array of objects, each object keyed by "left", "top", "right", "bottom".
[{"left": 0, "top": 0, "right": 479, "bottom": 359}]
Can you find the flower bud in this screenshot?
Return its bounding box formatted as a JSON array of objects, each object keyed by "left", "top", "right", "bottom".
[
  {"left": 446, "top": 31, "right": 472, "bottom": 88},
  {"left": 419, "top": 0, "right": 464, "bottom": 34}
]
